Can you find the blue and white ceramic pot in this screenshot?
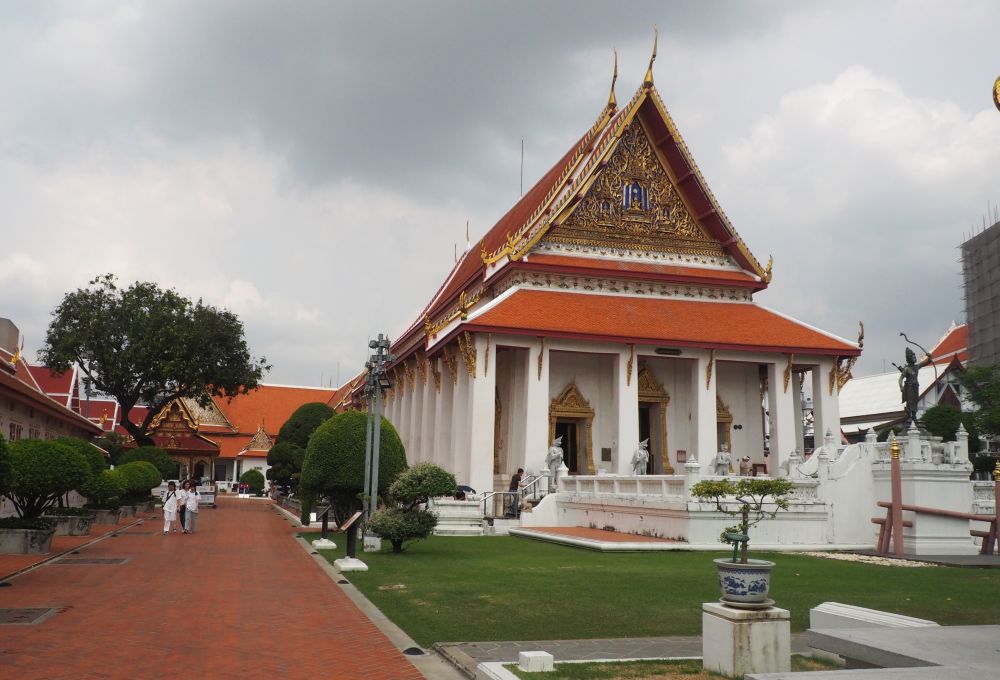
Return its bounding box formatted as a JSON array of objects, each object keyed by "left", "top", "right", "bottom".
[{"left": 714, "top": 557, "right": 774, "bottom": 603}]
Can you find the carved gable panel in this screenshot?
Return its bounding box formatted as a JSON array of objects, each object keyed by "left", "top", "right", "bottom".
[{"left": 546, "top": 120, "right": 724, "bottom": 257}]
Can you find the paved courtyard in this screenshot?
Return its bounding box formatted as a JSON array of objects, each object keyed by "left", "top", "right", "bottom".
[{"left": 0, "top": 497, "right": 423, "bottom": 680}]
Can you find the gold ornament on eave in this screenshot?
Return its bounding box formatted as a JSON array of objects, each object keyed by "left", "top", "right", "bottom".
[{"left": 994, "top": 75, "right": 1000, "bottom": 112}]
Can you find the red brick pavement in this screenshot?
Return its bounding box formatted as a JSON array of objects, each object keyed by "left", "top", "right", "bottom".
[
  {"left": 0, "top": 497, "right": 422, "bottom": 680},
  {"left": 0, "top": 515, "right": 143, "bottom": 579}
]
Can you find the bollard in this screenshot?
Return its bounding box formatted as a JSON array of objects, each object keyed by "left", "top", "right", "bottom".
[{"left": 890, "top": 434, "right": 904, "bottom": 557}]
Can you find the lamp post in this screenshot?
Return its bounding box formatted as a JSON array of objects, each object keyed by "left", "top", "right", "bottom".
[{"left": 362, "top": 334, "right": 394, "bottom": 524}]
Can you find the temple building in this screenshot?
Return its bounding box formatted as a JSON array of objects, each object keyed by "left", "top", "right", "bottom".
[{"left": 341, "top": 54, "right": 862, "bottom": 494}]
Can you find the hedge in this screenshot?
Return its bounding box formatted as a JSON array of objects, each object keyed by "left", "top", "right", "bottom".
[
  {"left": 6, "top": 439, "right": 91, "bottom": 519},
  {"left": 240, "top": 468, "right": 266, "bottom": 495},
  {"left": 115, "top": 461, "right": 162, "bottom": 501},
  {"left": 117, "top": 446, "right": 176, "bottom": 479},
  {"left": 52, "top": 437, "right": 107, "bottom": 478},
  {"left": 81, "top": 469, "right": 127, "bottom": 508},
  {"left": 277, "top": 402, "right": 335, "bottom": 448}
]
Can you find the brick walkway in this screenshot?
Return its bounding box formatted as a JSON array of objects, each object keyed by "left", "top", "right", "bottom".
[{"left": 0, "top": 497, "right": 422, "bottom": 680}]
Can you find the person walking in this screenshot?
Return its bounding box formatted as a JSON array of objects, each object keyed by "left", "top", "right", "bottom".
[
  {"left": 184, "top": 482, "right": 200, "bottom": 534},
  {"left": 507, "top": 468, "right": 524, "bottom": 517},
  {"left": 162, "top": 482, "right": 179, "bottom": 535},
  {"left": 177, "top": 480, "right": 189, "bottom": 532}
]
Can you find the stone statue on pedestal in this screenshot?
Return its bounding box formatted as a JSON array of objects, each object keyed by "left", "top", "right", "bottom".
[
  {"left": 713, "top": 443, "right": 732, "bottom": 476},
  {"left": 739, "top": 456, "right": 752, "bottom": 477},
  {"left": 631, "top": 439, "right": 650, "bottom": 475},
  {"left": 896, "top": 346, "right": 932, "bottom": 426},
  {"left": 546, "top": 436, "right": 564, "bottom": 474}
]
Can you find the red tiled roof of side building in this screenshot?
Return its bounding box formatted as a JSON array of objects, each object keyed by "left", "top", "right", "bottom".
[
  {"left": 25, "top": 364, "right": 76, "bottom": 405},
  {"left": 0, "top": 366, "right": 101, "bottom": 434},
  {"left": 213, "top": 384, "right": 337, "bottom": 435},
  {"left": 519, "top": 254, "right": 761, "bottom": 285},
  {"left": 931, "top": 323, "right": 968, "bottom": 364},
  {"left": 464, "top": 289, "right": 859, "bottom": 356}
]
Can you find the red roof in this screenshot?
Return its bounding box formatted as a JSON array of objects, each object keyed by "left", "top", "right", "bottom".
[
  {"left": 25, "top": 365, "right": 77, "bottom": 408},
  {"left": 931, "top": 323, "right": 968, "bottom": 365},
  {"left": 0, "top": 353, "right": 101, "bottom": 435},
  {"left": 214, "top": 384, "right": 337, "bottom": 434},
  {"left": 464, "top": 289, "right": 859, "bottom": 356}
]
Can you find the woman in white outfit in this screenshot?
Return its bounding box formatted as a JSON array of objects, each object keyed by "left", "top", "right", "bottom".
[
  {"left": 162, "top": 482, "right": 179, "bottom": 535},
  {"left": 184, "top": 484, "right": 200, "bottom": 533},
  {"left": 177, "top": 481, "right": 189, "bottom": 532}
]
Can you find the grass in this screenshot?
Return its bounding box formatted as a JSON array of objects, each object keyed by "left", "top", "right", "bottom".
[
  {"left": 301, "top": 532, "right": 1000, "bottom": 647},
  {"left": 504, "top": 655, "right": 840, "bottom": 679}
]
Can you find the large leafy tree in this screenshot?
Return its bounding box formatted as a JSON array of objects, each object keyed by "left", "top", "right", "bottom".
[
  {"left": 267, "top": 402, "right": 334, "bottom": 492},
  {"left": 41, "top": 274, "right": 269, "bottom": 446},
  {"left": 961, "top": 364, "right": 1000, "bottom": 438}
]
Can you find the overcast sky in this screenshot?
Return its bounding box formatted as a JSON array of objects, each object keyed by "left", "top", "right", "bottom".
[{"left": 2, "top": 1, "right": 999, "bottom": 386}]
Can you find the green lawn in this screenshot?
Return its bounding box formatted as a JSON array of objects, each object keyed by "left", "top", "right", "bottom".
[{"left": 301, "top": 533, "right": 1000, "bottom": 647}]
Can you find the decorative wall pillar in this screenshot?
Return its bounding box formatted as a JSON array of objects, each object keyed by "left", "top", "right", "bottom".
[
  {"left": 407, "top": 365, "right": 421, "bottom": 463},
  {"left": 420, "top": 359, "right": 436, "bottom": 466},
  {"left": 793, "top": 372, "right": 805, "bottom": 455},
  {"left": 467, "top": 334, "right": 497, "bottom": 495},
  {"left": 450, "top": 354, "right": 471, "bottom": 486},
  {"left": 614, "top": 346, "right": 639, "bottom": 475},
  {"left": 433, "top": 357, "right": 454, "bottom": 473},
  {"left": 812, "top": 358, "right": 841, "bottom": 452},
  {"left": 693, "top": 351, "right": 718, "bottom": 475},
  {"left": 522, "top": 338, "right": 550, "bottom": 476},
  {"left": 397, "top": 370, "right": 412, "bottom": 457},
  {"left": 767, "top": 361, "right": 796, "bottom": 476}
]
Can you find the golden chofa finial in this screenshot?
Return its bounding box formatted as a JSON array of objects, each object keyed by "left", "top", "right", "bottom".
[
  {"left": 763, "top": 254, "right": 774, "bottom": 283},
  {"left": 642, "top": 27, "right": 658, "bottom": 90},
  {"left": 889, "top": 433, "right": 900, "bottom": 460},
  {"left": 607, "top": 48, "right": 618, "bottom": 110}
]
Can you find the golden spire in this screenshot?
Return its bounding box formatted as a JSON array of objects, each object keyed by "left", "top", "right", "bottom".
[
  {"left": 994, "top": 459, "right": 1000, "bottom": 482},
  {"left": 607, "top": 48, "right": 618, "bottom": 110},
  {"left": 889, "top": 433, "right": 900, "bottom": 460},
  {"left": 642, "top": 27, "right": 658, "bottom": 90}
]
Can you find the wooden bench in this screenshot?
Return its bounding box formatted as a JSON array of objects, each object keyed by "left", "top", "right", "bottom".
[{"left": 874, "top": 501, "right": 999, "bottom": 555}]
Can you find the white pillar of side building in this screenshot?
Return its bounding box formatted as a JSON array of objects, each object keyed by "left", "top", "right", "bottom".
[
  {"left": 467, "top": 334, "right": 496, "bottom": 496},
  {"left": 812, "top": 357, "right": 841, "bottom": 451},
  {"left": 433, "top": 358, "right": 454, "bottom": 473},
  {"left": 693, "top": 351, "right": 718, "bottom": 475},
  {"left": 522, "top": 338, "right": 550, "bottom": 476},
  {"left": 614, "top": 346, "right": 640, "bottom": 474},
  {"left": 450, "top": 357, "right": 472, "bottom": 486},
  {"left": 420, "top": 364, "right": 436, "bottom": 467},
  {"left": 767, "top": 360, "right": 796, "bottom": 476},
  {"left": 397, "top": 379, "right": 411, "bottom": 456},
  {"left": 408, "top": 370, "right": 422, "bottom": 462}
]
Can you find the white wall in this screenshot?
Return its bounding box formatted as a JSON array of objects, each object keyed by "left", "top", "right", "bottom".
[{"left": 548, "top": 350, "right": 614, "bottom": 473}]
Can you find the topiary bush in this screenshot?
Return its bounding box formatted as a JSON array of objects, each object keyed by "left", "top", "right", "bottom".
[
  {"left": 278, "top": 402, "right": 335, "bottom": 448},
  {"left": 81, "top": 469, "right": 127, "bottom": 509},
  {"left": 117, "top": 446, "right": 177, "bottom": 479},
  {"left": 6, "top": 439, "right": 91, "bottom": 519},
  {"left": 266, "top": 441, "right": 305, "bottom": 492},
  {"left": 52, "top": 438, "right": 107, "bottom": 479},
  {"left": 115, "top": 461, "right": 162, "bottom": 502},
  {"left": 300, "top": 410, "right": 407, "bottom": 524},
  {"left": 240, "top": 468, "right": 266, "bottom": 495},
  {"left": 368, "top": 508, "right": 438, "bottom": 553}
]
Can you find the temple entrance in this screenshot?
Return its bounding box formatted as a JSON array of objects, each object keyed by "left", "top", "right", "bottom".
[
  {"left": 638, "top": 405, "right": 654, "bottom": 474},
  {"left": 554, "top": 420, "right": 580, "bottom": 473}
]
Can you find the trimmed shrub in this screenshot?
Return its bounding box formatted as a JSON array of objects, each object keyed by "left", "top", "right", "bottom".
[
  {"left": 368, "top": 508, "right": 438, "bottom": 553},
  {"left": 266, "top": 441, "right": 305, "bottom": 490},
  {"left": 300, "top": 410, "right": 407, "bottom": 524},
  {"left": 52, "top": 437, "right": 107, "bottom": 478},
  {"left": 7, "top": 439, "right": 91, "bottom": 519},
  {"left": 388, "top": 463, "right": 457, "bottom": 510},
  {"left": 240, "top": 468, "right": 266, "bottom": 495},
  {"left": 116, "top": 461, "right": 162, "bottom": 502},
  {"left": 81, "top": 469, "right": 127, "bottom": 508},
  {"left": 277, "top": 402, "right": 335, "bottom": 448},
  {"left": 117, "top": 446, "right": 176, "bottom": 479}
]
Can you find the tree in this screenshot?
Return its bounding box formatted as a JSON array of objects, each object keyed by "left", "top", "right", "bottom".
[
  {"left": 40, "top": 274, "right": 269, "bottom": 446},
  {"left": 300, "top": 410, "right": 407, "bottom": 524},
  {"left": 920, "top": 405, "right": 982, "bottom": 452},
  {"left": 240, "top": 468, "right": 266, "bottom": 495},
  {"left": 96, "top": 432, "right": 131, "bottom": 466},
  {"left": 6, "top": 440, "right": 91, "bottom": 519},
  {"left": 368, "top": 463, "right": 457, "bottom": 553},
  {"left": 277, "top": 402, "right": 335, "bottom": 448},
  {"left": 118, "top": 446, "right": 176, "bottom": 479},
  {"left": 961, "top": 364, "right": 1000, "bottom": 438},
  {"left": 690, "top": 477, "right": 794, "bottom": 564},
  {"left": 81, "top": 469, "right": 127, "bottom": 508},
  {"left": 115, "top": 461, "right": 162, "bottom": 502},
  {"left": 0, "top": 435, "right": 12, "bottom": 497},
  {"left": 266, "top": 441, "right": 305, "bottom": 491},
  {"left": 52, "top": 438, "right": 107, "bottom": 478}
]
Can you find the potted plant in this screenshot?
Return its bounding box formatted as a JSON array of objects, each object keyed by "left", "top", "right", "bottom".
[
  {"left": 81, "top": 469, "right": 127, "bottom": 524},
  {"left": 690, "top": 477, "right": 794, "bottom": 606},
  {"left": 1, "top": 439, "right": 90, "bottom": 554}
]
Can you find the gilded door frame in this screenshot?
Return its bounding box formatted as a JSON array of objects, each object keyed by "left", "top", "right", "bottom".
[
  {"left": 717, "top": 395, "right": 734, "bottom": 472},
  {"left": 548, "top": 382, "right": 596, "bottom": 474},
  {"left": 637, "top": 363, "right": 673, "bottom": 473}
]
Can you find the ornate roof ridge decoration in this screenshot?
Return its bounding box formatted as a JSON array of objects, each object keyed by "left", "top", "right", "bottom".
[
  {"left": 182, "top": 395, "right": 237, "bottom": 431},
  {"left": 832, "top": 322, "right": 865, "bottom": 392},
  {"left": 246, "top": 421, "right": 274, "bottom": 452},
  {"left": 550, "top": 381, "right": 595, "bottom": 417},
  {"left": 149, "top": 398, "right": 199, "bottom": 431},
  {"left": 424, "top": 286, "right": 485, "bottom": 340},
  {"left": 642, "top": 27, "right": 657, "bottom": 90},
  {"left": 457, "top": 331, "right": 477, "bottom": 379},
  {"left": 637, "top": 362, "right": 669, "bottom": 403}
]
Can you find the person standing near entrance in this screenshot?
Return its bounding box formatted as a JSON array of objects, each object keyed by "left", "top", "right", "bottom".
[
  {"left": 184, "top": 483, "right": 200, "bottom": 533},
  {"left": 162, "top": 482, "right": 179, "bottom": 535},
  {"left": 507, "top": 468, "right": 524, "bottom": 517}
]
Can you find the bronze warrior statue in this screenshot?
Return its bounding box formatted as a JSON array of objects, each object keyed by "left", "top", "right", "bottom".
[{"left": 897, "top": 346, "right": 932, "bottom": 425}]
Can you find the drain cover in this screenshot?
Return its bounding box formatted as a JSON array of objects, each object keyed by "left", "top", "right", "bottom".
[
  {"left": 122, "top": 531, "right": 156, "bottom": 535},
  {"left": 53, "top": 557, "right": 131, "bottom": 565},
  {"left": 402, "top": 647, "right": 424, "bottom": 656},
  {"left": 0, "top": 608, "right": 57, "bottom": 625}
]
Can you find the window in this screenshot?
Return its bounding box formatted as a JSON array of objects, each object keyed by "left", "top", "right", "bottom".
[
  {"left": 9, "top": 422, "right": 23, "bottom": 441},
  {"left": 28, "top": 427, "right": 41, "bottom": 440}
]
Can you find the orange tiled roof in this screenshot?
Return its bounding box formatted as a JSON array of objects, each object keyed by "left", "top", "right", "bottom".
[
  {"left": 213, "top": 384, "right": 337, "bottom": 434},
  {"left": 930, "top": 323, "right": 967, "bottom": 365},
  {"left": 25, "top": 364, "right": 76, "bottom": 407},
  {"left": 0, "top": 351, "right": 100, "bottom": 434},
  {"left": 465, "top": 289, "right": 859, "bottom": 355}
]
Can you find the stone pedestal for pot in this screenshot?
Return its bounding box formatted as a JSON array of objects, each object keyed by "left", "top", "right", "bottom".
[
  {"left": 90, "top": 508, "right": 122, "bottom": 525},
  {"left": 139, "top": 500, "right": 156, "bottom": 514},
  {"left": 0, "top": 527, "right": 56, "bottom": 554},
  {"left": 44, "top": 513, "right": 96, "bottom": 536},
  {"left": 702, "top": 601, "right": 790, "bottom": 677}
]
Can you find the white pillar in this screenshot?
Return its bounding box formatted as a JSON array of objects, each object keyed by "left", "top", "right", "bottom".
[
  {"left": 614, "top": 347, "right": 639, "bottom": 474},
  {"left": 693, "top": 352, "right": 718, "bottom": 475},
  {"left": 793, "top": 372, "right": 805, "bottom": 455},
  {"left": 398, "top": 375, "right": 412, "bottom": 457},
  {"left": 812, "top": 359, "right": 841, "bottom": 452},
  {"left": 767, "top": 360, "right": 796, "bottom": 476},
  {"left": 468, "top": 334, "right": 497, "bottom": 495},
  {"left": 433, "top": 358, "right": 454, "bottom": 472},
  {"left": 451, "top": 356, "right": 471, "bottom": 486},
  {"left": 523, "top": 339, "right": 550, "bottom": 476},
  {"left": 420, "top": 362, "right": 436, "bottom": 466},
  {"left": 407, "top": 367, "right": 421, "bottom": 462}
]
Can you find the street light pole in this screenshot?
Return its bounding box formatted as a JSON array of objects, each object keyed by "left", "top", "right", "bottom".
[{"left": 362, "top": 334, "right": 394, "bottom": 524}]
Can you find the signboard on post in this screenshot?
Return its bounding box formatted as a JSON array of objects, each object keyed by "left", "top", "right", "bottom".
[{"left": 340, "top": 511, "right": 363, "bottom": 531}]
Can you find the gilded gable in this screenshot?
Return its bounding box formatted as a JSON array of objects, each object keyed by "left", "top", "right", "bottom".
[{"left": 546, "top": 120, "right": 724, "bottom": 257}]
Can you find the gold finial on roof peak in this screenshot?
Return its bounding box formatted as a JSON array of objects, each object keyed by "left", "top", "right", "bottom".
[
  {"left": 889, "top": 433, "right": 900, "bottom": 460},
  {"left": 607, "top": 48, "right": 618, "bottom": 110},
  {"left": 643, "top": 27, "right": 658, "bottom": 90},
  {"left": 763, "top": 254, "right": 774, "bottom": 283}
]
